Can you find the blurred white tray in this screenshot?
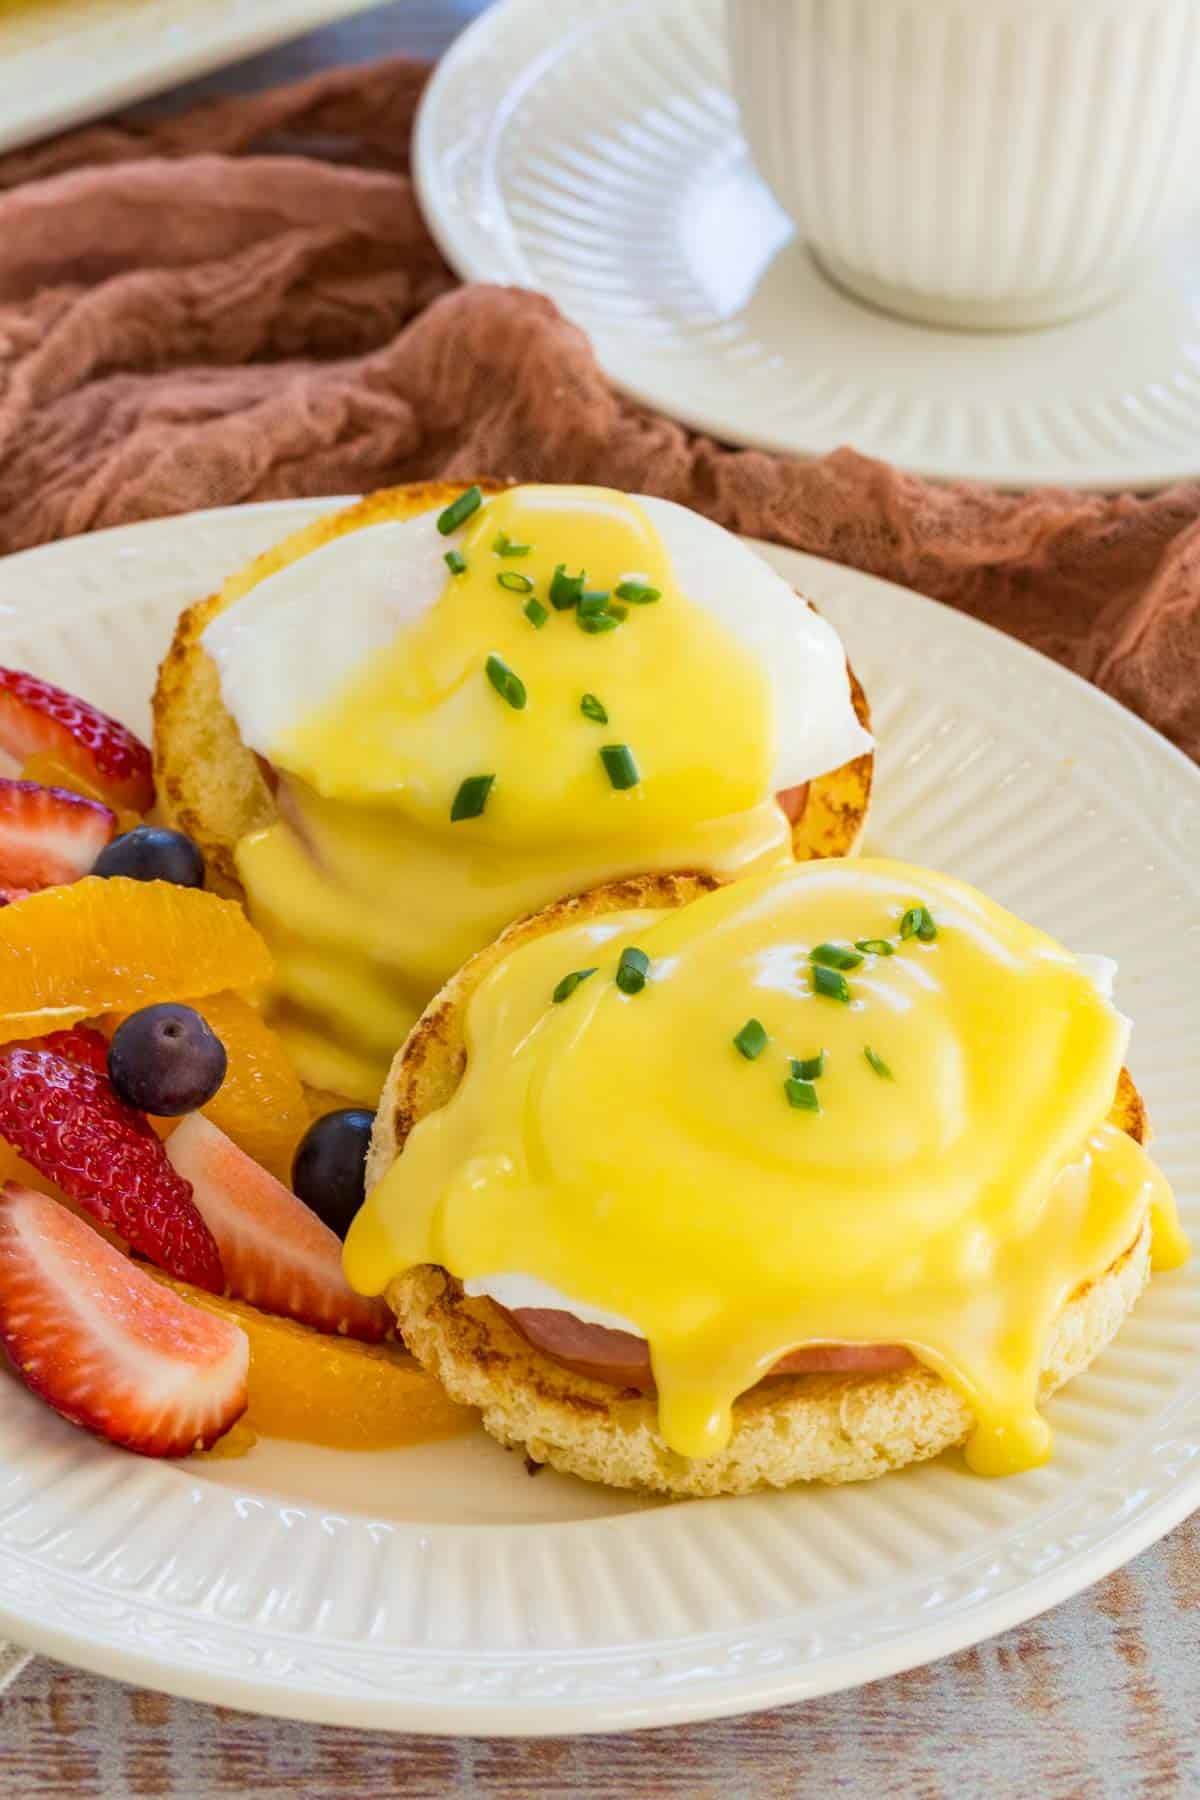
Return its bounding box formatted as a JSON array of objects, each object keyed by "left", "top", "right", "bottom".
[{"left": 0, "top": 0, "right": 387, "bottom": 152}]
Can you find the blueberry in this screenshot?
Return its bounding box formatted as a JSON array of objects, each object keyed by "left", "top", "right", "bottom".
[
  {"left": 93, "top": 826, "right": 205, "bottom": 888},
  {"left": 292, "top": 1109, "right": 375, "bottom": 1238},
  {"left": 108, "top": 1004, "right": 227, "bottom": 1116}
]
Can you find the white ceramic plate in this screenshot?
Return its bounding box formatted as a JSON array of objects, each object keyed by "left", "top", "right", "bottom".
[
  {"left": 0, "top": 0, "right": 386, "bottom": 152},
  {"left": 0, "top": 499, "right": 1197, "bottom": 1734},
  {"left": 416, "top": 0, "right": 1200, "bottom": 492}
]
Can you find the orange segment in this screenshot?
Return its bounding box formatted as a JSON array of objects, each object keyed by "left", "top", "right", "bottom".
[
  {"left": 0, "top": 877, "right": 272, "bottom": 1041},
  {"left": 20, "top": 753, "right": 142, "bottom": 833},
  {"left": 157, "top": 1276, "right": 475, "bottom": 1451},
  {"left": 190, "top": 993, "right": 310, "bottom": 1184}
]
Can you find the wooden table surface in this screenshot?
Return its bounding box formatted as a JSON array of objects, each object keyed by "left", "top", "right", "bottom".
[{"left": 2, "top": 4, "right": 1199, "bottom": 1792}]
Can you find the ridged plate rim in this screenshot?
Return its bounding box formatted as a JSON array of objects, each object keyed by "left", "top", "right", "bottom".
[
  {"left": 0, "top": 499, "right": 1194, "bottom": 1734},
  {"left": 415, "top": 0, "right": 1200, "bottom": 492}
]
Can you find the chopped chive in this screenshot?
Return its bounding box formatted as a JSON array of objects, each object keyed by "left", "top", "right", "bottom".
[
  {"left": 785, "top": 1077, "right": 820, "bottom": 1113},
  {"left": 578, "top": 590, "right": 612, "bottom": 616},
  {"left": 579, "top": 611, "right": 621, "bottom": 635},
  {"left": 485, "top": 654, "right": 526, "bottom": 711},
  {"left": 917, "top": 910, "right": 937, "bottom": 943},
  {"left": 855, "top": 938, "right": 894, "bottom": 956},
  {"left": 550, "top": 564, "right": 586, "bottom": 610},
  {"left": 580, "top": 693, "right": 608, "bottom": 725},
  {"left": 615, "top": 580, "right": 661, "bottom": 606},
  {"left": 900, "top": 904, "right": 937, "bottom": 942},
  {"left": 810, "top": 942, "right": 863, "bottom": 972},
  {"left": 436, "top": 485, "right": 483, "bottom": 536},
  {"left": 609, "top": 602, "right": 629, "bottom": 621},
  {"left": 600, "top": 744, "right": 640, "bottom": 790},
  {"left": 733, "top": 1017, "right": 768, "bottom": 1061},
  {"left": 450, "top": 773, "right": 494, "bottom": 822},
  {"left": 792, "top": 1050, "right": 825, "bottom": 1081},
  {"left": 812, "top": 964, "right": 851, "bottom": 1003},
  {"left": 524, "top": 597, "right": 549, "bottom": 629},
  {"left": 553, "top": 967, "right": 597, "bottom": 1004},
  {"left": 493, "top": 532, "right": 531, "bottom": 557},
  {"left": 864, "top": 1045, "right": 893, "bottom": 1080},
  {"left": 444, "top": 549, "right": 468, "bottom": 576},
  {"left": 497, "top": 570, "right": 534, "bottom": 595},
  {"left": 616, "top": 946, "right": 650, "bottom": 995}
]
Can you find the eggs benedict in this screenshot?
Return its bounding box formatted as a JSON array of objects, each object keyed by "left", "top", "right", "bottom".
[
  {"left": 346, "top": 860, "right": 1187, "bottom": 1496},
  {"left": 154, "top": 482, "right": 872, "bottom": 1104}
]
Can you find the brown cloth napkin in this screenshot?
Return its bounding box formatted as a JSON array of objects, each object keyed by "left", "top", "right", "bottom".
[{"left": 2, "top": 56, "right": 1200, "bottom": 757}]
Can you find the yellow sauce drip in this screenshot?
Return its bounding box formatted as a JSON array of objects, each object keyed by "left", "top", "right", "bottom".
[
  {"left": 236, "top": 487, "right": 789, "bottom": 1099},
  {"left": 345, "top": 859, "right": 1187, "bottom": 1476}
]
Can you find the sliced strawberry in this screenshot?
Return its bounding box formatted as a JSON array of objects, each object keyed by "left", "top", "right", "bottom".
[
  {"left": 0, "top": 669, "right": 154, "bottom": 812},
  {"left": 166, "top": 1114, "right": 389, "bottom": 1342},
  {"left": 0, "top": 778, "right": 115, "bottom": 890},
  {"left": 0, "top": 1184, "right": 247, "bottom": 1457},
  {"left": 0, "top": 1047, "right": 222, "bottom": 1290}
]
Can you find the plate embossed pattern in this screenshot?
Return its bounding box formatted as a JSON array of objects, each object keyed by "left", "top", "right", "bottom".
[
  {"left": 416, "top": 0, "right": 1200, "bottom": 490},
  {"left": 0, "top": 500, "right": 1194, "bottom": 1733}
]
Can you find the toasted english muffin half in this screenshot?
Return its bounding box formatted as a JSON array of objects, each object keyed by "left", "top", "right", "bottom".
[
  {"left": 370, "top": 872, "right": 1153, "bottom": 1498},
  {"left": 152, "top": 481, "right": 874, "bottom": 898}
]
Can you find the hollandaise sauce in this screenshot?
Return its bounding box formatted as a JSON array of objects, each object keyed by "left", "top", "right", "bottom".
[
  {"left": 345, "top": 860, "right": 1187, "bottom": 1477},
  {"left": 232, "top": 487, "right": 795, "bottom": 1099}
]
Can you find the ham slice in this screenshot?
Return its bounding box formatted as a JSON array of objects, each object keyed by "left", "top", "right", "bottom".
[{"left": 507, "top": 1306, "right": 913, "bottom": 1393}]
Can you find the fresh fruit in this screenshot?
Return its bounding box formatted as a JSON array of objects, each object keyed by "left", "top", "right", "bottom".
[
  {"left": 20, "top": 754, "right": 142, "bottom": 835},
  {"left": 186, "top": 992, "right": 309, "bottom": 1182},
  {"left": 0, "top": 888, "right": 32, "bottom": 907},
  {"left": 0, "top": 668, "right": 154, "bottom": 812},
  {"left": 157, "top": 1275, "right": 473, "bottom": 1451},
  {"left": 0, "top": 876, "right": 272, "bottom": 1041},
  {"left": 0, "top": 779, "right": 115, "bottom": 891},
  {"left": 0, "top": 1046, "right": 222, "bottom": 1289},
  {"left": 0, "top": 1185, "right": 247, "bottom": 1457},
  {"left": 15, "top": 1022, "right": 111, "bottom": 1074},
  {"left": 93, "top": 825, "right": 204, "bottom": 889},
  {"left": 165, "top": 1114, "right": 389, "bottom": 1341},
  {"left": 108, "top": 1003, "right": 227, "bottom": 1117},
  {"left": 292, "top": 1109, "right": 375, "bottom": 1240}
]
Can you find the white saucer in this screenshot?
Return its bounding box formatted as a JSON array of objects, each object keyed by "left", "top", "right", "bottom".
[
  {"left": 0, "top": 501, "right": 1197, "bottom": 1731},
  {"left": 416, "top": 0, "right": 1200, "bottom": 491}
]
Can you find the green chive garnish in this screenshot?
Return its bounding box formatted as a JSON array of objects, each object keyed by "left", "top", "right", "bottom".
[
  {"left": 615, "top": 580, "right": 660, "bottom": 605},
  {"left": 485, "top": 654, "right": 526, "bottom": 711},
  {"left": 579, "top": 612, "right": 621, "bottom": 635},
  {"left": 450, "top": 773, "right": 494, "bottom": 822},
  {"left": 436, "top": 486, "right": 482, "bottom": 536},
  {"left": 785, "top": 1077, "right": 820, "bottom": 1113},
  {"left": 578, "top": 590, "right": 611, "bottom": 616},
  {"left": 444, "top": 549, "right": 467, "bottom": 576},
  {"left": 864, "top": 1045, "right": 893, "bottom": 1080},
  {"left": 580, "top": 693, "right": 608, "bottom": 724},
  {"left": 493, "top": 532, "right": 531, "bottom": 557},
  {"left": 855, "top": 938, "right": 894, "bottom": 956},
  {"left": 810, "top": 942, "right": 863, "bottom": 972},
  {"left": 733, "top": 1018, "right": 768, "bottom": 1061},
  {"left": 616, "top": 947, "right": 650, "bottom": 995},
  {"left": 600, "top": 744, "right": 640, "bottom": 790},
  {"left": 553, "top": 967, "right": 597, "bottom": 1004},
  {"left": 524, "top": 597, "right": 549, "bottom": 629},
  {"left": 900, "top": 904, "right": 937, "bottom": 942},
  {"left": 550, "top": 565, "right": 585, "bottom": 610},
  {"left": 792, "top": 1050, "right": 825, "bottom": 1081},
  {"left": 609, "top": 602, "right": 629, "bottom": 621},
  {"left": 812, "top": 965, "right": 850, "bottom": 1003},
  {"left": 497, "top": 570, "right": 534, "bottom": 595}
]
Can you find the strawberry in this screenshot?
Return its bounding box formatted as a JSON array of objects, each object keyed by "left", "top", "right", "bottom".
[
  {"left": 0, "top": 888, "right": 32, "bottom": 907},
  {"left": 13, "top": 1023, "right": 111, "bottom": 1076},
  {"left": 166, "top": 1114, "right": 390, "bottom": 1342},
  {"left": 0, "top": 669, "right": 154, "bottom": 813},
  {"left": 0, "top": 1047, "right": 222, "bottom": 1290},
  {"left": 0, "top": 778, "right": 115, "bottom": 890},
  {"left": 0, "top": 1184, "right": 247, "bottom": 1457}
]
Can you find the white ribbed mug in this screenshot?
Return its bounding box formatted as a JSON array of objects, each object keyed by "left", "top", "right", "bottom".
[{"left": 727, "top": 0, "right": 1200, "bottom": 329}]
